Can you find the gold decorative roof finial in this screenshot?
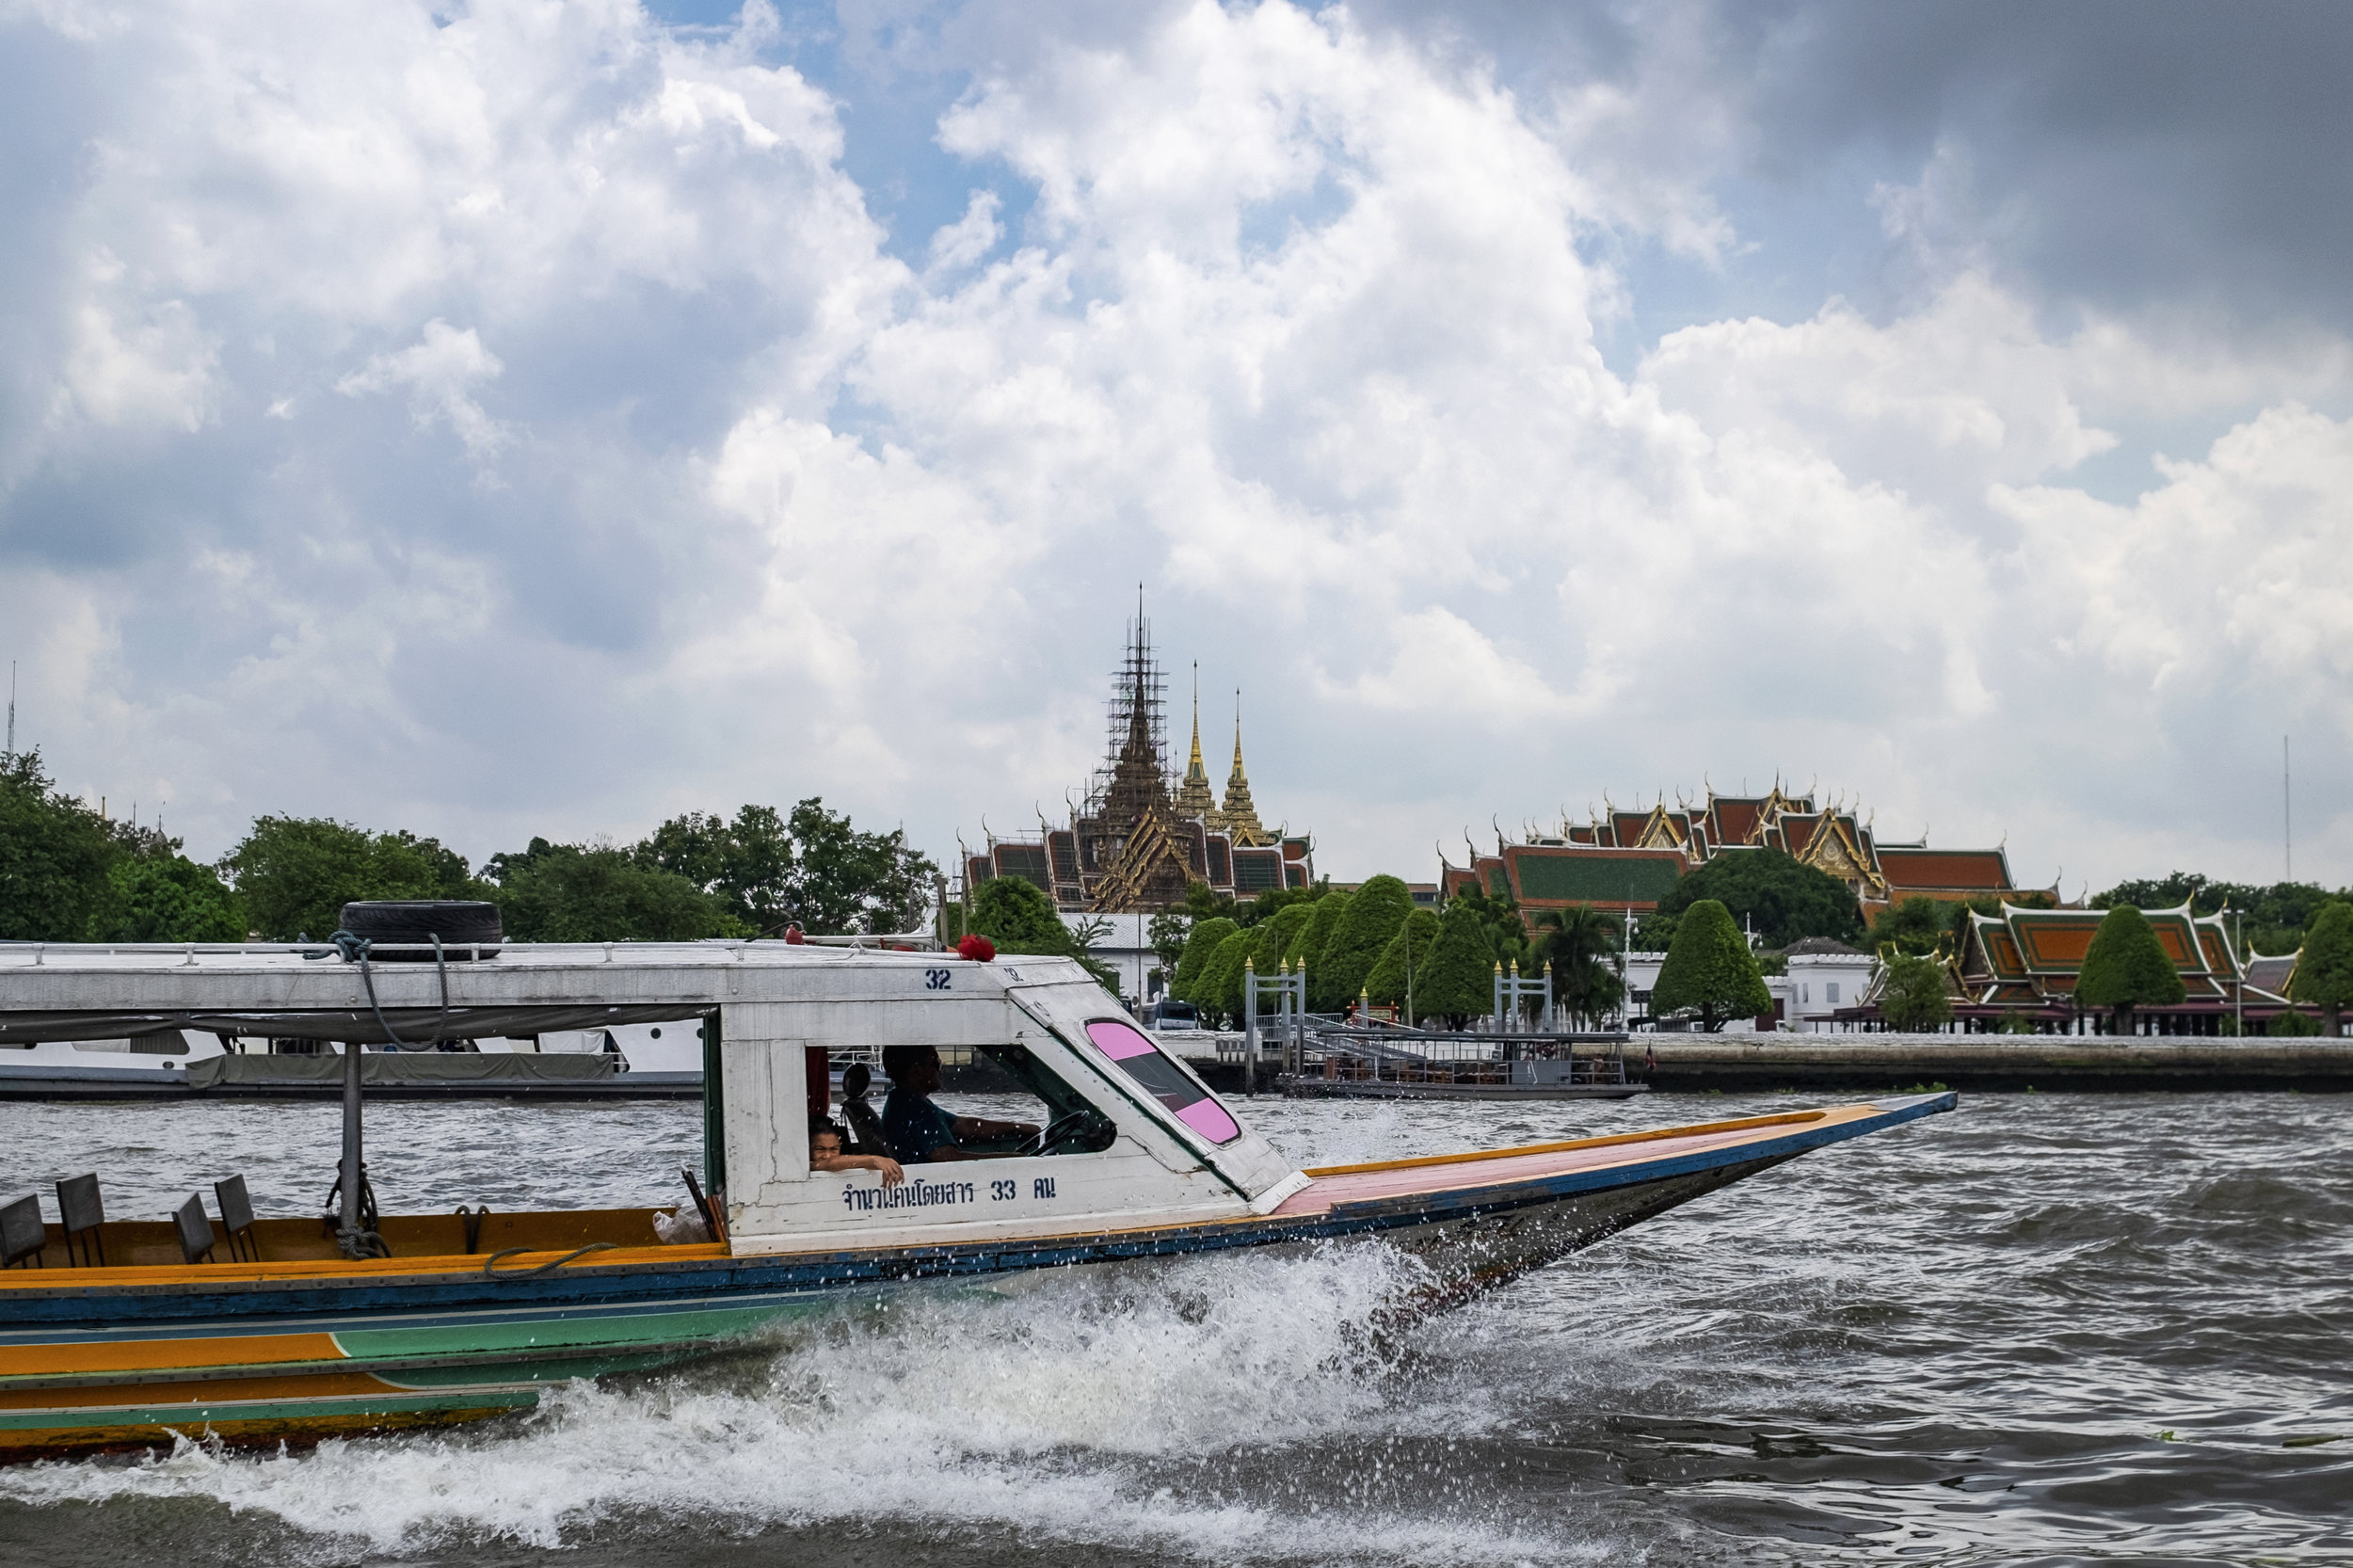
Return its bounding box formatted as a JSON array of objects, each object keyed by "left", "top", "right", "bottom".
[
  {"left": 1219, "top": 687, "right": 1270, "bottom": 846},
  {"left": 1174, "top": 661, "right": 1217, "bottom": 819}
]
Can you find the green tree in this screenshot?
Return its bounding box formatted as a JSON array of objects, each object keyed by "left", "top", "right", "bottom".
[
  {"left": 1651, "top": 899, "right": 1772, "bottom": 1032},
  {"left": 1183, "top": 880, "right": 1239, "bottom": 926},
  {"left": 959, "top": 877, "right": 1117, "bottom": 990},
  {"left": 1241, "top": 883, "right": 1322, "bottom": 927},
  {"left": 489, "top": 843, "right": 744, "bottom": 941},
  {"left": 966, "top": 875, "right": 1073, "bottom": 953},
  {"left": 1631, "top": 908, "right": 1678, "bottom": 952},
  {"left": 1865, "top": 896, "right": 1950, "bottom": 957},
  {"left": 0, "top": 750, "right": 119, "bottom": 940},
  {"left": 1315, "top": 875, "right": 1413, "bottom": 1011},
  {"left": 2268, "top": 1006, "right": 2323, "bottom": 1037},
  {"left": 1657, "top": 848, "right": 1864, "bottom": 948},
  {"left": 222, "top": 816, "right": 477, "bottom": 941},
  {"left": 1365, "top": 907, "right": 1442, "bottom": 1019},
  {"left": 1450, "top": 884, "right": 1533, "bottom": 976},
  {"left": 2075, "top": 904, "right": 2186, "bottom": 1034},
  {"left": 1417, "top": 900, "right": 1500, "bottom": 1029},
  {"left": 635, "top": 799, "right": 936, "bottom": 935},
  {"left": 1173, "top": 916, "right": 1239, "bottom": 1002},
  {"left": 2287, "top": 901, "right": 2353, "bottom": 1037},
  {"left": 2094, "top": 871, "right": 2349, "bottom": 958},
  {"left": 1287, "top": 887, "right": 1351, "bottom": 978},
  {"left": 1199, "top": 928, "right": 1257, "bottom": 1025},
  {"left": 91, "top": 851, "right": 247, "bottom": 942},
  {"left": 1244, "top": 904, "right": 1315, "bottom": 1010},
  {"left": 1532, "top": 904, "right": 1625, "bottom": 1028},
  {"left": 1147, "top": 909, "right": 1192, "bottom": 979},
  {"left": 1878, "top": 953, "right": 1953, "bottom": 1032}
]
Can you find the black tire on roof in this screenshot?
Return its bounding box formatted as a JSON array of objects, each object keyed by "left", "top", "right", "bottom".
[{"left": 338, "top": 900, "right": 503, "bottom": 957}]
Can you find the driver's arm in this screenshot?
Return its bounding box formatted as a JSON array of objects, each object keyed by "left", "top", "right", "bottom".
[
  {"left": 920, "top": 1112, "right": 1042, "bottom": 1160},
  {"left": 952, "top": 1113, "right": 1038, "bottom": 1141}
]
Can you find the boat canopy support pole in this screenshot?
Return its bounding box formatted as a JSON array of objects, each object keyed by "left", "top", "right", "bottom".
[
  {"left": 701, "top": 1009, "right": 726, "bottom": 1198},
  {"left": 336, "top": 1034, "right": 365, "bottom": 1256}
]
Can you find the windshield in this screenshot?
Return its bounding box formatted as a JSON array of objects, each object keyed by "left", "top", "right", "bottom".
[{"left": 1083, "top": 1018, "right": 1241, "bottom": 1144}]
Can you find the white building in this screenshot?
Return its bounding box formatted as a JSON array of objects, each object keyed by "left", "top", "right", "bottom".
[
  {"left": 1061, "top": 911, "right": 1161, "bottom": 1004},
  {"left": 1622, "top": 937, "right": 1880, "bottom": 1032},
  {"left": 1783, "top": 938, "right": 1878, "bottom": 1032}
]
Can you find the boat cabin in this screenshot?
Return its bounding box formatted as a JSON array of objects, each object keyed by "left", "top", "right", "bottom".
[{"left": 0, "top": 940, "right": 1306, "bottom": 1268}]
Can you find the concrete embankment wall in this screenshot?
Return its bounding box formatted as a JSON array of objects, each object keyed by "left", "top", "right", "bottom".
[{"left": 1639, "top": 1035, "right": 2353, "bottom": 1093}]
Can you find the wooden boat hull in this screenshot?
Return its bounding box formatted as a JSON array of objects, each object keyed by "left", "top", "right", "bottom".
[{"left": 0, "top": 1094, "right": 1953, "bottom": 1459}]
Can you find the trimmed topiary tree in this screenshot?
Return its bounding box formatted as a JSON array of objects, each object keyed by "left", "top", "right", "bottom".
[
  {"left": 2075, "top": 904, "right": 2185, "bottom": 1034},
  {"left": 1365, "top": 907, "right": 1442, "bottom": 1018},
  {"left": 1416, "top": 900, "right": 1499, "bottom": 1029},
  {"left": 1199, "top": 928, "right": 1257, "bottom": 1026},
  {"left": 1288, "top": 888, "right": 1350, "bottom": 978},
  {"left": 1314, "top": 876, "right": 1412, "bottom": 1011},
  {"left": 2288, "top": 900, "right": 2353, "bottom": 1037},
  {"left": 1248, "top": 904, "right": 1316, "bottom": 1008},
  {"left": 1879, "top": 953, "right": 1954, "bottom": 1032},
  {"left": 1651, "top": 898, "right": 1772, "bottom": 1032},
  {"left": 1172, "top": 916, "right": 1238, "bottom": 1003}
]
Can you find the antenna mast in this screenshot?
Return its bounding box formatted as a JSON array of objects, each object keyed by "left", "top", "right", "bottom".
[
  {"left": 2283, "top": 734, "right": 2292, "bottom": 882},
  {"left": 5, "top": 661, "right": 14, "bottom": 760}
]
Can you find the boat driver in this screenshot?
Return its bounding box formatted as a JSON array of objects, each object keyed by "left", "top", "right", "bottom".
[{"left": 880, "top": 1045, "right": 1038, "bottom": 1163}]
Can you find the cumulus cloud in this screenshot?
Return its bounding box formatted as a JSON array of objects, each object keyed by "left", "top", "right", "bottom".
[
  {"left": 337, "top": 320, "right": 510, "bottom": 463},
  {"left": 1, "top": 0, "right": 2345, "bottom": 890}
]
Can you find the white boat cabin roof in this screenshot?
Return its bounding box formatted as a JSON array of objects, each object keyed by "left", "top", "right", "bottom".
[{"left": 0, "top": 940, "right": 1310, "bottom": 1247}]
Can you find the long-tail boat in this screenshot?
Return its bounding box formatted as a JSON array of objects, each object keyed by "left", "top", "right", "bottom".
[{"left": 0, "top": 922, "right": 1954, "bottom": 1459}]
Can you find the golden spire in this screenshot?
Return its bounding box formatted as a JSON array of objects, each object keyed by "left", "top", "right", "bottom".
[
  {"left": 1219, "top": 688, "right": 1271, "bottom": 846},
  {"left": 1174, "top": 660, "right": 1217, "bottom": 818}
]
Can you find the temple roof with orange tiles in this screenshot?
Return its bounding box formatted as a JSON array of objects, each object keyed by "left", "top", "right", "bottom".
[
  {"left": 1446, "top": 782, "right": 2041, "bottom": 917},
  {"left": 1953, "top": 902, "right": 2296, "bottom": 1008}
]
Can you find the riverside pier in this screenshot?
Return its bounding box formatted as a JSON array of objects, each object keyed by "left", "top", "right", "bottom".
[{"left": 1176, "top": 1030, "right": 2353, "bottom": 1095}]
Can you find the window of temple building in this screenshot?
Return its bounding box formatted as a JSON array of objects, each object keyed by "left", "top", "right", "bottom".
[{"left": 1827, "top": 983, "right": 1841, "bottom": 1005}]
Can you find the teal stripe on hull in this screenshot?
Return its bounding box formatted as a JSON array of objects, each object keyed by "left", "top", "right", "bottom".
[{"left": 334, "top": 1300, "right": 810, "bottom": 1363}]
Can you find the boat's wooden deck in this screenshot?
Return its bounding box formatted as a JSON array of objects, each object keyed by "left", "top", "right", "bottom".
[
  {"left": 0, "top": 1207, "right": 692, "bottom": 1280},
  {"left": 1274, "top": 1106, "right": 1859, "bottom": 1215}
]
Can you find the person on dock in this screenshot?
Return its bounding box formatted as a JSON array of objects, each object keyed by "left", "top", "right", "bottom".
[
  {"left": 880, "top": 1045, "right": 1038, "bottom": 1162},
  {"left": 809, "top": 1118, "right": 906, "bottom": 1185}
]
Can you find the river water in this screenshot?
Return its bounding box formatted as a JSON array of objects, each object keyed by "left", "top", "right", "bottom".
[{"left": 1, "top": 1090, "right": 2346, "bottom": 1566}]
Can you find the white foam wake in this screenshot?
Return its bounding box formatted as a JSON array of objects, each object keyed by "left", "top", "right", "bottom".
[{"left": 0, "top": 1243, "right": 1592, "bottom": 1563}]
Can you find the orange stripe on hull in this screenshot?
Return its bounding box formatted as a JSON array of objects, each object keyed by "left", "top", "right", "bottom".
[
  {"left": 0, "top": 1241, "right": 725, "bottom": 1292},
  {"left": 0, "top": 1334, "right": 344, "bottom": 1377}
]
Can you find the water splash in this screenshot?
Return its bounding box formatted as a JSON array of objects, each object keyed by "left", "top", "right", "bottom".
[{"left": 0, "top": 1242, "right": 1580, "bottom": 1562}]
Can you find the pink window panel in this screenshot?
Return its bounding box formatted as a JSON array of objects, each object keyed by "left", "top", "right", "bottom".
[{"left": 1082, "top": 1019, "right": 1242, "bottom": 1144}]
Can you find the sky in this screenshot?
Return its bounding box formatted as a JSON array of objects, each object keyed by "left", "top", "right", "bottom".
[{"left": 3, "top": 0, "right": 2349, "bottom": 897}]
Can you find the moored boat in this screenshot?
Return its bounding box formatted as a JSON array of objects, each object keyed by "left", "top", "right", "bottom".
[{"left": 0, "top": 930, "right": 1954, "bottom": 1459}]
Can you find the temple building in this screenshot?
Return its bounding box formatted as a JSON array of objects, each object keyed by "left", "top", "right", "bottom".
[
  {"left": 1931, "top": 902, "right": 2299, "bottom": 1030},
  {"left": 1439, "top": 783, "right": 2041, "bottom": 920},
  {"left": 964, "top": 619, "right": 1314, "bottom": 914}
]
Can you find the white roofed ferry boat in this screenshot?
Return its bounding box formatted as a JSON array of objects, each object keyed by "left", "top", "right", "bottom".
[{"left": 0, "top": 917, "right": 1954, "bottom": 1458}]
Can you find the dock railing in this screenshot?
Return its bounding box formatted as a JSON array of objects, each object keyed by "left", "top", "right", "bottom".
[{"left": 1288, "top": 1026, "right": 1632, "bottom": 1088}]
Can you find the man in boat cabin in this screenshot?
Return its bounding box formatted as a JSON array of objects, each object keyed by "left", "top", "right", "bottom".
[{"left": 880, "top": 1045, "right": 1038, "bottom": 1163}]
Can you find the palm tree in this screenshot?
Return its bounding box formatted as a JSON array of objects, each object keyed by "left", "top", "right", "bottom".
[{"left": 1532, "top": 904, "right": 1626, "bottom": 1029}]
